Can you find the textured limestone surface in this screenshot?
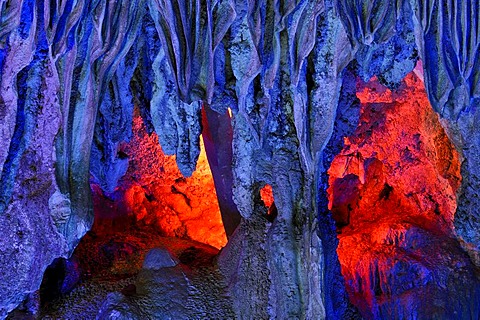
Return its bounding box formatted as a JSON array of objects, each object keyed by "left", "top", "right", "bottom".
[
  {"left": 1, "top": 0, "right": 479, "bottom": 318},
  {"left": 36, "top": 230, "right": 228, "bottom": 319},
  {"left": 408, "top": 0, "right": 480, "bottom": 266},
  {"left": 1, "top": 0, "right": 144, "bottom": 315},
  {"left": 0, "top": 16, "right": 68, "bottom": 318},
  {"left": 91, "top": 114, "right": 227, "bottom": 249},
  {"left": 328, "top": 73, "right": 480, "bottom": 319}
]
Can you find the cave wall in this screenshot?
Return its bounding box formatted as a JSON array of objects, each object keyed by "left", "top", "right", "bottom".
[
  {"left": 91, "top": 113, "right": 227, "bottom": 249},
  {"left": 0, "top": 0, "right": 479, "bottom": 318},
  {"left": 0, "top": 1, "right": 145, "bottom": 316},
  {"left": 407, "top": 0, "right": 480, "bottom": 265},
  {"left": 328, "top": 72, "right": 479, "bottom": 319}
]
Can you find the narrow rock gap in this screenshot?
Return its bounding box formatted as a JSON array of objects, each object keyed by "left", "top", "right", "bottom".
[{"left": 260, "top": 183, "right": 277, "bottom": 222}]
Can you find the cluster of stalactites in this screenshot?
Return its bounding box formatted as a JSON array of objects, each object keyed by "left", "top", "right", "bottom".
[
  {"left": 335, "top": 0, "right": 480, "bottom": 118},
  {"left": 1, "top": 0, "right": 479, "bottom": 211},
  {"left": 409, "top": 0, "right": 480, "bottom": 119}
]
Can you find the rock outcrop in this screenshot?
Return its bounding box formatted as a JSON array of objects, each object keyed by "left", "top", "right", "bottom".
[
  {"left": 328, "top": 72, "right": 479, "bottom": 319},
  {"left": 1, "top": 0, "right": 479, "bottom": 318}
]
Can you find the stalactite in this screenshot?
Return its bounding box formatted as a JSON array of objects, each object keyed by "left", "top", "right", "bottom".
[
  {"left": 149, "top": 40, "right": 203, "bottom": 176},
  {"left": 335, "top": 0, "right": 400, "bottom": 47},
  {"left": 0, "top": 0, "right": 23, "bottom": 44},
  {"left": 410, "top": 0, "right": 480, "bottom": 118},
  {"left": 90, "top": 45, "right": 139, "bottom": 194},
  {"left": 58, "top": 0, "right": 145, "bottom": 250},
  {"left": 148, "top": 0, "right": 236, "bottom": 104}
]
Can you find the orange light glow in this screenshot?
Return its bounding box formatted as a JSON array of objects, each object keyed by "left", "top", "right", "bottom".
[
  {"left": 260, "top": 184, "right": 274, "bottom": 208},
  {"left": 329, "top": 72, "right": 460, "bottom": 234},
  {"left": 92, "top": 114, "right": 227, "bottom": 249},
  {"left": 328, "top": 71, "right": 462, "bottom": 317}
]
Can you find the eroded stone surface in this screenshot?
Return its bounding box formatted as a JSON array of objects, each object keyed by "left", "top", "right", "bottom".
[
  {"left": 1, "top": 0, "right": 480, "bottom": 317},
  {"left": 328, "top": 73, "right": 480, "bottom": 319}
]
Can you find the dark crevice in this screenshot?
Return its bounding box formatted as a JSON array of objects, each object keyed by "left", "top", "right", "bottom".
[{"left": 0, "top": 66, "right": 28, "bottom": 214}]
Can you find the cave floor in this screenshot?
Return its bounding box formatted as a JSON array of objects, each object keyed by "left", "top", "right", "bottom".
[{"left": 38, "top": 229, "right": 235, "bottom": 319}]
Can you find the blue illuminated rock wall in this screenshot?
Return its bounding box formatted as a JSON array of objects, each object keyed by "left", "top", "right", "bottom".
[{"left": 0, "top": 0, "right": 479, "bottom": 318}]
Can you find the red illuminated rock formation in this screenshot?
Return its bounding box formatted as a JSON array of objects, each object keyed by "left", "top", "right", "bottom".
[
  {"left": 260, "top": 184, "right": 274, "bottom": 208},
  {"left": 329, "top": 73, "right": 460, "bottom": 235},
  {"left": 91, "top": 115, "right": 227, "bottom": 249},
  {"left": 328, "top": 72, "right": 478, "bottom": 318}
]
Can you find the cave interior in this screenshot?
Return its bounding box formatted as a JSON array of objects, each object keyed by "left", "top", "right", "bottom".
[{"left": 1, "top": 0, "right": 480, "bottom": 319}]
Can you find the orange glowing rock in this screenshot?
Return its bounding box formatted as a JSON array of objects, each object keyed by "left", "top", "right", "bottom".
[
  {"left": 328, "top": 72, "right": 460, "bottom": 235},
  {"left": 92, "top": 114, "right": 227, "bottom": 249},
  {"left": 260, "top": 184, "right": 275, "bottom": 208}
]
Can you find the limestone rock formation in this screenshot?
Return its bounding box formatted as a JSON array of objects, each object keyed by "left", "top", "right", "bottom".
[
  {"left": 409, "top": 0, "right": 480, "bottom": 266},
  {"left": 1, "top": 0, "right": 479, "bottom": 318},
  {"left": 328, "top": 72, "right": 479, "bottom": 318}
]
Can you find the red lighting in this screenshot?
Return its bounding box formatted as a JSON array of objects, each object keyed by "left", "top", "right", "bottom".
[
  {"left": 91, "top": 113, "right": 227, "bottom": 249},
  {"left": 260, "top": 184, "right": 275, "bottom": 208},
  {"left": 327, "top": 71, "right": 464, "bottom": 317}
]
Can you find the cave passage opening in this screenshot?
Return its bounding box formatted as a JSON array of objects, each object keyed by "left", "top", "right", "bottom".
[
  {"left": 39, "top": 109, "right": 230, "bottom": 309},
  {"left": 89, "top": 112, "right": 228, "bottom": 249},
  {"left": 326, "top": 69, "right": 479, "bottom": 318}
]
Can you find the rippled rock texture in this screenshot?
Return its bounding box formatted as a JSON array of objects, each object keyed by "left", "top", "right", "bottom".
[{"left": 1, "top": 0, "right": 479, "bottom": 318}]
